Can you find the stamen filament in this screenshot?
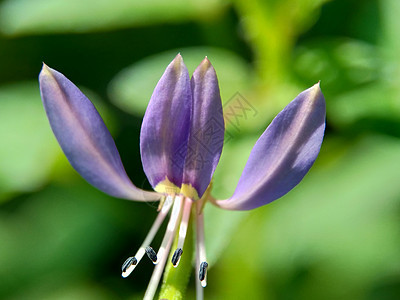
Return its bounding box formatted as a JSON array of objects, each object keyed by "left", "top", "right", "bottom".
[
  {"left": 195, "top": 199, "right": 208, "bottom": 294},
  {"left": 121, "top": 195, "right": 173, "bottom": 278},
  {"left": 155, "top": 195, "right": 183, "bottom": 264},
  {"left": 172, "top": 197, "right": 193, "bottom": 267},
  {"left": 143, "top": 195, "right": 183, "bottom": 300}
]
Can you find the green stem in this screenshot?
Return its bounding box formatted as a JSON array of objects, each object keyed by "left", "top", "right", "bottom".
[{"left": 233, "top": 0, "right": 293, "bottom": 84}]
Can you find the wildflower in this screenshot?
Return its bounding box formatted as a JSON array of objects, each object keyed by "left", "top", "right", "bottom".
[{"left": 39, "top": 54, "right": 325, "bottom": 299}]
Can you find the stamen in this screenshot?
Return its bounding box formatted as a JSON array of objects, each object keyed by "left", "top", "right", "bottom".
[
  {"left": 121, "top": 195, "right": 173, "bottom": 278},
  {"left": 199, "top": 262, "right": 208, "bottom": 283},
  {"left": 143, "top": 195, "right": 183, "bottom": 300},
  {"left": 157, "top": 195, "right": 166, "bottom": 211},
  {"left": 195, "top": 199, "right": 208, "bottom": 298},
  {"left": 121, "top": 256, "right": 137, "bottom": 273},
  {"left": 145, "top": 246, "right": 157, "bottom": 264},
  {"left": 172, "top": 197, "right": 192, "bottom": 267},
  {"left": 171, "top": 248, "right": 183, "bottom": 266},
  {"left": 155, "top": 195, "right": 183, "bottom": 264}
]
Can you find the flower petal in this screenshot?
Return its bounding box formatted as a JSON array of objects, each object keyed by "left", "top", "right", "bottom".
[
  {"left": 215, "top": 83, "right": 326, "bottom": 210},
  {"left": 39, "top": 64, "right": 159, "bottom": 201},
  {"left": 140, "top": 54, "right": 192, "bottom": 194},
  {"left": 181, "top": 58, "right": 224, "bottom": 199}
]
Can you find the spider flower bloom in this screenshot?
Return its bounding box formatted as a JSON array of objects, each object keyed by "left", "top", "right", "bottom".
[{"left": 39, "top": 54, "right": 325, "bottom": 299}]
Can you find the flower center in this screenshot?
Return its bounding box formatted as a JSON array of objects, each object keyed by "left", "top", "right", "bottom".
[{"left": 121, "top": 194, "right": 208, "bottom": 300}]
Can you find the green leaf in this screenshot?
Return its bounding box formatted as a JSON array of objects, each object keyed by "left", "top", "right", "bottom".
[
  {"left": 293, "top": 38, "right": 381, "bottom": 94},
  {"left": 108, "top": 47, "right": 254, "bottom": 118},
  {"left": 380, "top": 0, "right": 400, "bottom": 56},
  {"left": 328, "top": 83, "right": 400, "bottom": 128},
  {"left": 0, "top": 0, "right": 226, "bottom": 35}
]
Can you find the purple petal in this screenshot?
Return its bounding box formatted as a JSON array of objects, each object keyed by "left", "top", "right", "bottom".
[
  {"left": 181, "top": 58, "right": 224, "bottom": 199},
  {"left": 39, "top": 64, "right": 160, "bottom": 201},
  {"left": 140, "top": 54, "right": 192, "bottom": 193},
  {"left": 215, "top": 83, "right": 326, "bottom": 210}
]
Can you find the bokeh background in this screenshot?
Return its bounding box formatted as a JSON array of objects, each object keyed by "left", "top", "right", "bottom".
[{"left": 1, "top": 0, "right": 400, "bottom": 299}]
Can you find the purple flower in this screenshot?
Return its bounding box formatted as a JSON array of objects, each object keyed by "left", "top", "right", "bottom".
[{"left": 39, "top": 54, "right": 325, "bottom": 299}]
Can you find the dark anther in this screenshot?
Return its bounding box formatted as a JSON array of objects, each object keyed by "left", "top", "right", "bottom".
[
  {"left": 145, "top": 246, "right": 158, "bottom": 263},
  {"left": 171, "top": 248, "right": 183, "bottom": 266},
  {"left": 122, "top": 256, "right": 137, "bottom": 273},
  {"left": 199, "top": 261, "right": 208, "bottom": 281}
]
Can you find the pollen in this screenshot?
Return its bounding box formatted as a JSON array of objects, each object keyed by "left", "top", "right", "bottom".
[
  {"left": 145, "top": 246, "right": 158, "bottom": 264},
  {"left": 171, "top": 248, "right": 183, "bottom": 266}
]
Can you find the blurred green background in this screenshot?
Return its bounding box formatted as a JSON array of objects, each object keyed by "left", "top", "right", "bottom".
[{"left": 1, "top": 0, "right": 400, "bottom": 299}]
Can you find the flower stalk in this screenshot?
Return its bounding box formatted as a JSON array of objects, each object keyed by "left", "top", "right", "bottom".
[{"left": 159, "top": 210, "right": 194, "bottom": 300}]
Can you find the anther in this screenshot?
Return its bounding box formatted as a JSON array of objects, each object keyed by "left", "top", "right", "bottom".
[
  {"left": 145, "top": 246, "right": 158, "bottom": 264},
  {"left": 199, "top": 261, "right": 208, "bottom": 283},
  {"left": 122, "top": 256, "right": 137, "bottom": 273},
  {"left": 171, "top": 248, "right": 183, "bottom": 267}
]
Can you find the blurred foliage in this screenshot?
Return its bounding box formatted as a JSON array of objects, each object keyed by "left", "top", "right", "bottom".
[
  {"left": 0, "top": 0, "right": 227, "bottom": 35},
  {"left": 0, "top": 82, "right": 60, "bottom": 201},
  {"left": 0, "top": 0, "right": 400, "bottom": 299}
]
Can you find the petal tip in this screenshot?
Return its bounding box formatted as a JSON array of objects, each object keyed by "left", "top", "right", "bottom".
[
  {"left": 311, "top": 81, "right": 321, "bottom": 90},
  {"left": 174, "top": 52, "right": 183, "bottom": 60},
  {"left": 312, "top": 81, "right": 321, "bottom": 90},
  {"left": 200, "top": 56, "right": 212, "bottom": 67},
  {"left": 172, "top": 53, "right": 184, "bottom": 66},
  {"left": 202, "top": 56, "right": 210, "bottom": 63},
  {"left": 169, "top": 53, "right": 188, "bottom": 76},
  {"left": 39, "top": 64, "right": 59, "bottom": 84},
  {"left": 40, "top": 63, "right": 52, "bottom": 77},
  {"left": 194, "top": 56, "right": 215, "bottom": 77},
  {"left": 308, "top": 82, "right": 324, "bottom": 103},
  {"left": 39, "top": 64, "right": 58, "bottom": 91}
]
